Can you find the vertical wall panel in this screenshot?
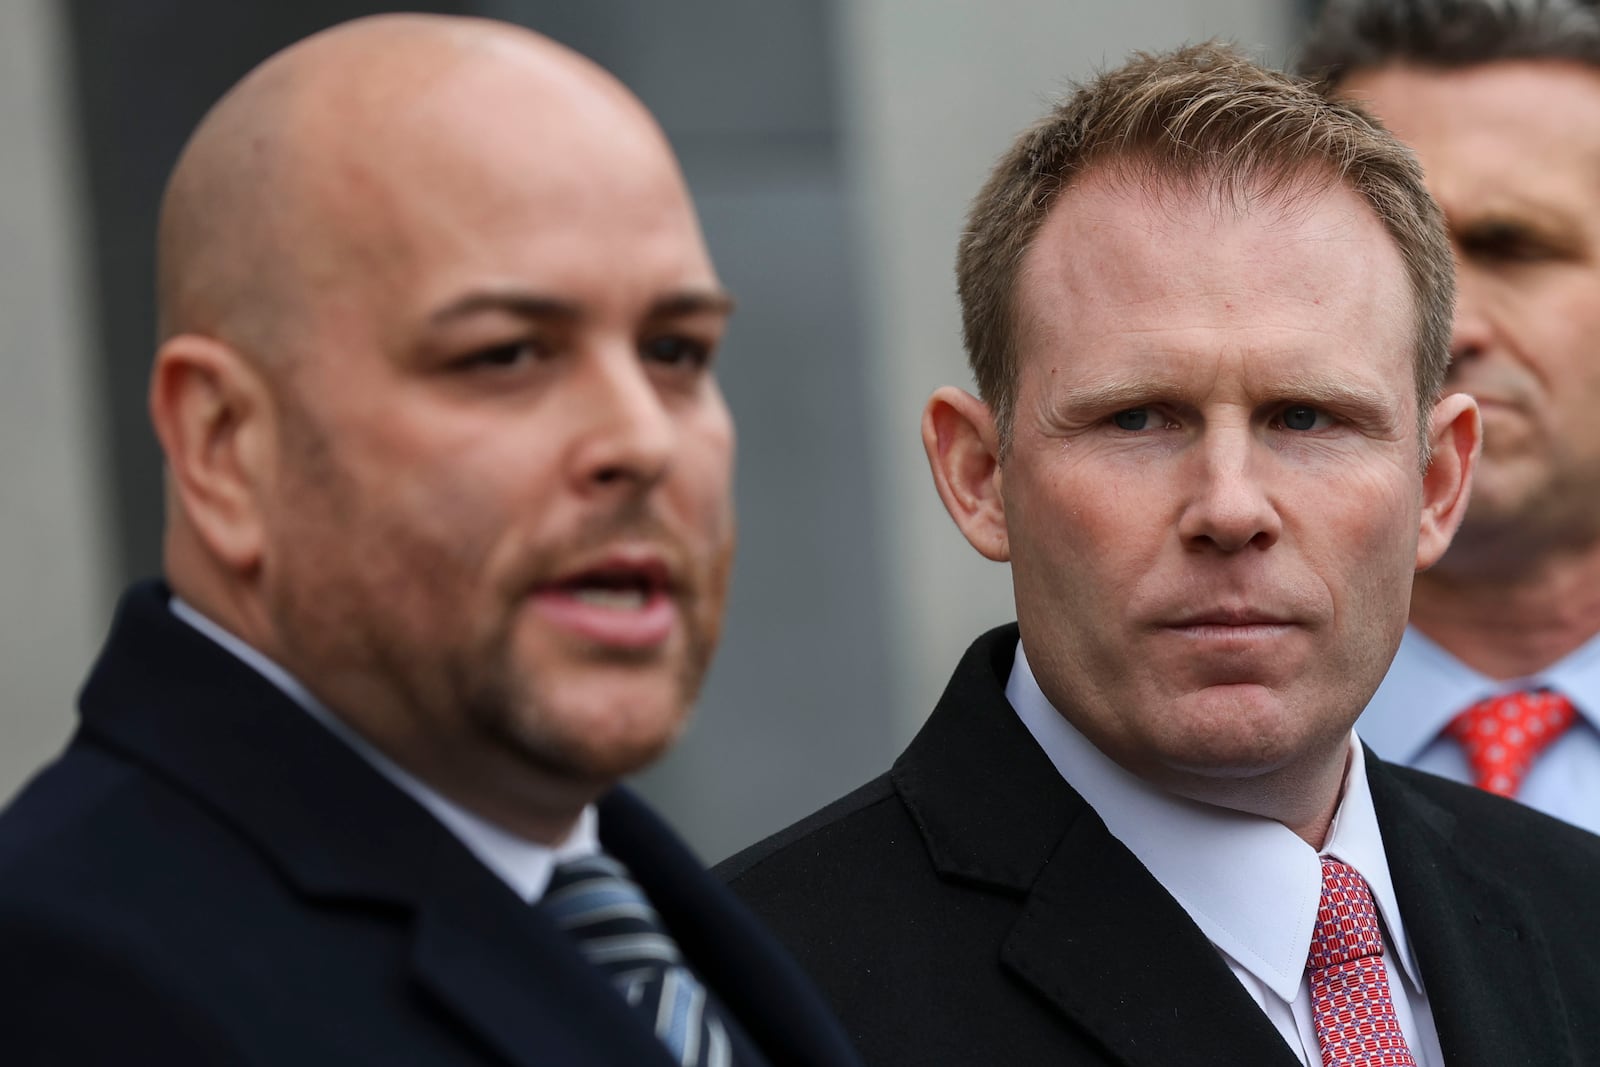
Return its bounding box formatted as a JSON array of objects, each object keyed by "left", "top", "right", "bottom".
[{"left": 0, "top": 0, "right": 115, "bottom": 799}]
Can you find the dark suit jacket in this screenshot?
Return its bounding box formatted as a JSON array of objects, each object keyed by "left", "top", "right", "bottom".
[
  {"left": 719, "top": 625, "right": 1600, "bottom": 1066},
  {"left": 0, "top": 582, "right": 862, "bottom": 1067}
]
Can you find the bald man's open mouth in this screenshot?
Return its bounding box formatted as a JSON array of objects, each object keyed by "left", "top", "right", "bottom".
[{"left": 528, "top": 547, "right": 680, "bottom": 649}]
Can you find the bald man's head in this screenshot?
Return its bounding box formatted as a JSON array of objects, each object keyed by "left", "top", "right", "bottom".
[
  {"left": 150, "top": 12, "right": 733, "bottom": 835},
  {"left": 156, "top": 14, "right": 672, "bottom": 360}
]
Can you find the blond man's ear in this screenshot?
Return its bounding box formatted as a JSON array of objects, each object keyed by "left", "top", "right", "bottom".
[
  {"left": 1415, "top": 390, "right": 1481, "bottom": 571},
  {"left": 922, "top": 386, "right": 1009, "bottom": 562},
  {"left": 148, "top": 335, "right": 275, "bottom": 574}
]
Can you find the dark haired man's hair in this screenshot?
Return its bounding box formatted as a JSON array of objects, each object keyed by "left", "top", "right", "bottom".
[{"left": 1299, "top": 0, "right": 1600, "bottom": 86}]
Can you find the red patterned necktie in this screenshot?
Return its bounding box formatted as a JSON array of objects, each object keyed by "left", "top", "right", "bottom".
[
  {"left": 1306, "top": 859, "right": 1417, "bottom": 1067},
  {"left": 1444, "top": 688, "right": 1576, "bottom": 797}
]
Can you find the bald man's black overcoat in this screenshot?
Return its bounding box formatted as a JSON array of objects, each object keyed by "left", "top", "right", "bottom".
[{"left": 0, "top": 581, "right": 862, "bottom": 1067}]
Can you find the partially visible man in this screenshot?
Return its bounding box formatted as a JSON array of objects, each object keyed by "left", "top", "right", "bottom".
[
  {"left": 721, "top": 43, "right": 1600, "bottom": 1065},
  {"left": 1300, "top": 0, "right": 1600, "bottom": 832},
  {"left": 0, "top": 15, "right": 860, "bottom": 1067}
]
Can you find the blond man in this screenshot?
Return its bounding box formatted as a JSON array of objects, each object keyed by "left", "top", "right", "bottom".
[{"left": 722, "top": 43, "right": 1600, "bottom": 1066}]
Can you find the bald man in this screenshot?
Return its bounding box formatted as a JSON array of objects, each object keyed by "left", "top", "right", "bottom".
[{"left": 0, "top": 15, "right": 860, "bottom": 1067}]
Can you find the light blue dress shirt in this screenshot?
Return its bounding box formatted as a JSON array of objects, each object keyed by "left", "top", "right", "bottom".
[{"left": 1357, "top": 625, "right": 1600, "bottom": 836}]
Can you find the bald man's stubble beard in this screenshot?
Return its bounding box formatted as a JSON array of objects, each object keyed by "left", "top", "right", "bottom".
[
  {"left": 270, "top": 518, "right": 730, "bottom": 794},
  {"left": 465, "top": 501, "right": 735, "bottom": 787},
  {"left": 262, "top": 405, "right": 733, "bottom": 797},
  {"left": 450, "top": 619, "right": 719, "bottom": 787}
]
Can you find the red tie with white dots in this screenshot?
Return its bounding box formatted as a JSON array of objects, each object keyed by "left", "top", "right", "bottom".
[
  {"left": 1306, "top": 859, "right": 1417, "bottom": 1067},
  {"left": 1444, "top": 688, "right": 1576, "bottom": 797}
]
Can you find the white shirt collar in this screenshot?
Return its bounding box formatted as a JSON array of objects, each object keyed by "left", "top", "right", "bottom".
[
  {"left": 1360, "top": 624, "right": 1600, "bottom": 765},
  {"left": 168, "top": 597, "right": 598, "bottom": 902},
  {"left": 1006, "top": 640, "right": 1423, "bottom": 1001}
]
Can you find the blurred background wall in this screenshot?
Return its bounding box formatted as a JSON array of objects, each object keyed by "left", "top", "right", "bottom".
[{"left": 1, "top": 0, "right": 1301, "bottom": 862}]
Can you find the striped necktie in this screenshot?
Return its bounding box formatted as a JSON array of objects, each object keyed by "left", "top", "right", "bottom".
[{"left": 544, "top": 853, "right": 733, "bottom": 1067}]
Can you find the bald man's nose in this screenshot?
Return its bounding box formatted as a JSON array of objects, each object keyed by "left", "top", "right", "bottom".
[{"left": 569, "top": 351, "right": 676, "bottom": 493}]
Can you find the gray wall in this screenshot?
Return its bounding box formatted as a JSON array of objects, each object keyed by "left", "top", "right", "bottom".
[
  {"left": 0, "top": 0, "right": 114, "bottom": 798},
  {"left": 2, "top": 0, "right": 1298, "bottom": 862}
]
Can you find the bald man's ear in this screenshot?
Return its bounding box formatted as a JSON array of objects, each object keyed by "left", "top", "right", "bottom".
[
  {"left": 923, "top": 387, "right": 1009, "bottom": 562},
  {"left": 149, "top": 335, "right": 275, "bottom": 574},
  {"left": 1415, "top": 391, "right": 1481, "bottom": 571}
]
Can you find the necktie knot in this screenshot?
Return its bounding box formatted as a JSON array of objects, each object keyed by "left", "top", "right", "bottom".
[
  {"left": 1305, "top": 859, "right": 1416, "bottom": 1067},
  {"left": 545, "top": 853, "right": 733, "bottom": 1067},
  {"left": 545, "top": 853, "right": 686, "bottom": 973},
  {"left": 1306, "top": 860, "right": 1385, "bottom": 971},
  {"left": 1446, "top": 688, "right": 1575, "bottom": 797}
]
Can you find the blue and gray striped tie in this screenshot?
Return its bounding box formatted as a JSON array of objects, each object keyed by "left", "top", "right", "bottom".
[{"left": 544, "top": 854, "right": 733, "bottom": 1067}]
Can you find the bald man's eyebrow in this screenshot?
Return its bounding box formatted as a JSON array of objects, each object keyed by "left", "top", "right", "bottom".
[
  {"left": 427, "top": 288, "right": 734, "bottom": 326},
  {"left": 647, "top": 290, "right": 736, "bottom": 319},
  {"left": 429, "top": 292, "right": 581, "bottom": 325}
]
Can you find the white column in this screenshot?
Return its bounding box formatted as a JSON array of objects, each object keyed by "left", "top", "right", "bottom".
[
  {"left": 0, "top": 0, "right": 116, "bottom": 797},
  {"left": 837, "top": 0, "right": 1297, "bottom": 735}
]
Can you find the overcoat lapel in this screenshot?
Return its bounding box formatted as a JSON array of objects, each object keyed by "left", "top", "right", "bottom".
[
  {"left": 1368, "top": 758, "right": 1577, "bottom": 1067},
  {"left": 78, "top": 583, "right": 680, "bottom": 1067},
  {"left": 1002, "top": 810, "right": 1300, "bottom": 1067},
  {"left": 892, "top": 625, "right": 1298, "bottom": 1066}
]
